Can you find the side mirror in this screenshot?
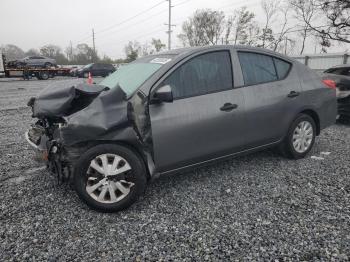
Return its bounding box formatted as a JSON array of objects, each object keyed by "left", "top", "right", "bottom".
[{"left": 152, "top": 85, "right": 173, "bottom": 103}]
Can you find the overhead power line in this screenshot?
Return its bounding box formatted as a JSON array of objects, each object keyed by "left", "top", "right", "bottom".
[
  {"left": 94, "top": 8, "right": 169, "bottom": 42},
  {"left": 95, "top": 0, "right": 165, "bottom": 36}
]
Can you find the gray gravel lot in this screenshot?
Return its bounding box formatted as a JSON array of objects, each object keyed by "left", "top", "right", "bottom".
[{"left": 0, "top": 78, "right": 349, "bottom": 261}]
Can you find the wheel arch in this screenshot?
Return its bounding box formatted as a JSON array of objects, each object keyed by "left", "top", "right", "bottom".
[
  {"left": 108, "top": 140, "right": 151, "bottom": 179},
  {"left": 71, "top": 139, "right": 151, "bottom": 180},
  {"left": 299, "top": 109, "right": 321, "bottom": 135}
]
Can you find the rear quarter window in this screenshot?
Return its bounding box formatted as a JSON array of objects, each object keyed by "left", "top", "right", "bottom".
[{"left": 273, "top": 58, "right": 291, "bottom": 79}]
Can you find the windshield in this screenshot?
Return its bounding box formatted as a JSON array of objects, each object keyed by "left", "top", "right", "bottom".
[
  {"left": 83, "top": 63, "right": 93, "bottom": 69},
  {"left": 100, "top": 62, "right": 162, "bottom": 97}
]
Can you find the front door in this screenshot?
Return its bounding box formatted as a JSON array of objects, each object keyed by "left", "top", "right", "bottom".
[{"left": 149, "top": 50, "right": 246, "bottom": 173}]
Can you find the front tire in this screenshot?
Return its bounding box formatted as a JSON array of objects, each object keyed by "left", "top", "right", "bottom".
[
  {"left": 279, "top": 114, "right": 316, "bottom": 159},
  {"left": 74, "top": 144, "right": 147, "bottom": 212}
]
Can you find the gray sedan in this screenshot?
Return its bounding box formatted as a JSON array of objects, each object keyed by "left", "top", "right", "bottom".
[
  {"left": 26, "top": 46, "right": 337, "bottom": 212},
  {"left": 17, "top": 56, "right": 56, "bottom": 68}
]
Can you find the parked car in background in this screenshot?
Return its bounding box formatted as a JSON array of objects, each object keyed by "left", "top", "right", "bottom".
[
  {"left": 77, "top": 63, "right": 115, "bottom": 78},
  {"left": 323, "top": 65, "right": 350, "bottom": 121},
  {"left": 69, "top": 66, "right": 80, "bottom": 77},
  {"left": 26, "top": 46, "right": 336, "bottom": 212},
  {"left": 7, "top": 56, "right": 57, "bottom": 68}
]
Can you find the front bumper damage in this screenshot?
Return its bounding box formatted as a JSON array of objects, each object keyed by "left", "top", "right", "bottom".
[{"left": 25, "top": 126, "right": 72, "bottom": 183}]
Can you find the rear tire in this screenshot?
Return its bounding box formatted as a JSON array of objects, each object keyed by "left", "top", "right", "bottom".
[
  {"left": 74, "top": 144, "right": 147, "bottom": 212},
  {"left": 279, "top": 114, "right": 316, "bottom": 159}
]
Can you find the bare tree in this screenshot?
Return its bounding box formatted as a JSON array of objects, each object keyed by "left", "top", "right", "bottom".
[
  {"left": 292, "top": 0, "right": 349, "bottom": 45},
  {"left": 40, "top": 44, "right": 69, "bottom": 64},
  {"left": 140, "top": 42, "right": 152, "bottom": 57},
  {"left": 25, "top": 48, "right": 40, "bottom": 57},
  {"left": 1, "top": 44, "right": 25, "bottom": 60},
  {"left": 40, "top": 44, "right": 62, "bottom": 58},
  {"left": 178, "top": 9, "right": 225, "bottom": 46},
  {"left": 313, "top": 0, "right": 349, "bottom": 43},
  {"left": 65, "top": 41, "right": 74, "bottom": 61},
  {"left": 260, "top": 0, "right": 280, "bottom": 47},
  {"left": 290, "top": 0, "right": 317, "bottom": 54},
  {"left": 224, "top": 15, "right": 235, "bottom": 44},
  {"left": 270, "top": 5, "right": 295, "bottom": 52},
  {"left": 74, "top": 43, "right": 96, "bottom": 64},
  {"left": 245, "top": 22, "right": 261, "bottom": 46},
  {"left": 225, "top": 7, "right": 256, "bottom": 45}
]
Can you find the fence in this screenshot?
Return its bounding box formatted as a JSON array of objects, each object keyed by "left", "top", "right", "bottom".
[{"left": 291, "top": 53, "right": 349, "bottom": 72}]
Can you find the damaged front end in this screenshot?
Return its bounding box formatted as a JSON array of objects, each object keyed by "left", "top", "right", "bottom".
[
  {"left": 25, "top": 83, "right": 147, "bottom": 183},
  {"left": 25, "top": 119, "right": 69, "bottom": 182}
]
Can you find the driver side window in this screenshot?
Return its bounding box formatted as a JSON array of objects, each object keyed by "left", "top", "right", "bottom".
[{"left": 162, "top": 51, "right": 233, "bottom": 99}]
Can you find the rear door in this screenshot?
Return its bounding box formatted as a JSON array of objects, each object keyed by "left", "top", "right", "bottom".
[
  {"left": 149, "top": 50, "right": 247, "bottom": 172},
  {"left": 236, "top": 50, "right": 301, "bottom": 148}
]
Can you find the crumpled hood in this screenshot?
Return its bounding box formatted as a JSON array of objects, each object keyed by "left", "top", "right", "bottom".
[
  {"left": 30, "top": 83, "right": 109, "bottom": 119},
  {"left": 59, "top": 86, "right": 130, "bottom": 145}
]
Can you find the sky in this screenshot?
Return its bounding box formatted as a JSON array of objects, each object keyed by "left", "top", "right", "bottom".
[{"left": 0, "top": 0, "right": 348, "bottom": 59}]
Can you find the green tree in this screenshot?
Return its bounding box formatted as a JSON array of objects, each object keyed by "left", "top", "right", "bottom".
[
  {"left": 74, "top": 43, "right": 97, "bottom": 64},
  {"left": 124, "top": 41, "right": 141, "bottom": 62},
  {"left": 178, "top": 9, "right": 225, "bottom": 46},
  {"left": 151, "top": 38, "right": 166, "bottom": 52}
]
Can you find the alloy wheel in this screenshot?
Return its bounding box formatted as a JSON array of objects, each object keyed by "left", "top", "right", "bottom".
[
  {"left": 292, "top": 121, "right": 313, "bottom": 153},
  {"left": 86, "top": 154, "right": 134, "bottom": 204}
]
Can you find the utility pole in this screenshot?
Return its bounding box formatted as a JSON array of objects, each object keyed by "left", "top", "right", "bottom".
[
  {"left": 92, "top": 28, "right": 96, "bottom": 61},
  {"left": 165, "top": 0, "right": 173, "bottom": 50}
]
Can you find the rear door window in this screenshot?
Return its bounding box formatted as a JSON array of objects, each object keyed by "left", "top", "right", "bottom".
[
  {"left": 162, "top": 51, "right": 233, "bottom": 99},
  {"left": 238, "top": 52, "right": 278, "bottom": 85}
]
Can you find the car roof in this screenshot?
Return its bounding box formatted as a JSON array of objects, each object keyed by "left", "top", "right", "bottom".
[
  {"left": 156, "top": 45, "right": 293, "bottom": 61},
  {"left": 137, "top": 45, "right": 295, "bottom": 97}
]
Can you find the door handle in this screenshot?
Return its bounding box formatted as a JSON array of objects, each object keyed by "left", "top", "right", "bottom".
[
  {"left": 220, "top": 103, "right": 238, "bottom": 112},
  {"left": 287, "top": 91, "right": 300, "bottom": 98}
]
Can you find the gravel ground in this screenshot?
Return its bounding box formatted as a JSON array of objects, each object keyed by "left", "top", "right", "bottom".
[{"left": 0, "top": 78, "right": 349, "bottom": 261}]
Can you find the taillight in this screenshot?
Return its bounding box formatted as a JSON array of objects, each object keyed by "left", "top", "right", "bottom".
[{"left": 322, "top": 79, "right": 336, "bottom": 89}]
